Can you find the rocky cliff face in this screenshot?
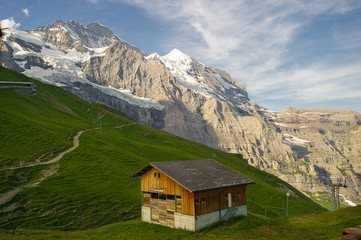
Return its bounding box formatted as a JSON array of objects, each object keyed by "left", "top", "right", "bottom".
[
  {"left": 1, "top": 20, "right": 360, "bottom": 205},
  {"left": 265, "top": 108, "right": 361, "bottom": 200}
]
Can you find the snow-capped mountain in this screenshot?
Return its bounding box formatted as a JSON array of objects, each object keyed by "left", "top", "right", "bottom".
[
  {"left": 155, "top": 49, "right": 249, "bottom": 105},
  {"left": 1, "top": 20, "right": 161, "bottom": 110},
  {"left": 1, "top": 20, "right": 361, "bottom": 205}
]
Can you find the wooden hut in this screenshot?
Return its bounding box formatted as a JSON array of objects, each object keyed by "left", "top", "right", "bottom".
[{"left": 132, "top": 159, "right": 255, "bottom": 231}]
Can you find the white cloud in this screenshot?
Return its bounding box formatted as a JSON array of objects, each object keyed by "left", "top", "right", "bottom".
[
  {"left": 22, "top": 8, "right": 29, "bottom": 16},
  {"left": 248, "top": 61, "right": 361, "bottom": 100},
  {"left": 1, "top": 17, "right": 21, "bottom": 29},
  {"left": 87, "top": 0, "right": 99, "bottom": 3}
]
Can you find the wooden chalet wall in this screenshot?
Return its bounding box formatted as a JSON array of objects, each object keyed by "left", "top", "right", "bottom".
[
  {"left": 194, "top": 185, "right": 247, "bottom": 216},
  {"left": 141, "top": 167, "right": 248, "bottom": 217},
  {"left": 141, "top": 167, "right": 195, "bottom": 216}
]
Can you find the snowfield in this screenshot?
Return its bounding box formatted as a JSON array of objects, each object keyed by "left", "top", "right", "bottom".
[{"left": 3, "top": 26, "right": 164, "bottom": 111}]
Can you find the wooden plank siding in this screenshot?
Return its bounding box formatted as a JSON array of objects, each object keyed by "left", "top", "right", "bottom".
[
  {"left": 141, "top": 167, "right": 248, "bottom": 216},
  {"left": 194, "top": 185, "right": 247, "bottom": 216},
  {"left": 148, "top": 197, "right": 175, "bottom": 226},
  {"left": 143, "top": 193, "right": 150, "bottom": 207},
  {"left": 141, "top": 167, "right": 195, "bottom": 215}
]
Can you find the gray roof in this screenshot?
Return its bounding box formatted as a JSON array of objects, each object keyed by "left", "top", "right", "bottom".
[{"left": 132, "top": 159, "right": 255, "bottom": 192}]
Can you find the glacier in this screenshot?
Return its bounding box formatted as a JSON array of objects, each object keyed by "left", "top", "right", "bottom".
[{"left": 2, "top": 23, "right": 165, "bottom": 111}]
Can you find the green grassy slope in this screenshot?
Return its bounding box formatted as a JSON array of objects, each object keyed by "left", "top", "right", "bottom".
[{"left": 0, "top": 66, "right": 335, "bottom": 237}]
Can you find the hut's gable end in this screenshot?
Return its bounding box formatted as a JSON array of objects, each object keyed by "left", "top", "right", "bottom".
[{"left": 141, "top": 167, "right": 195, "bottom": 216}]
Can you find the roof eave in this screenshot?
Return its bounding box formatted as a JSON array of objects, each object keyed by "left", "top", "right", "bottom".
[
  {"left": 191, "top": 181, "right": 256, "bottom": 193},
  {"left": 131, "top": 164, "right": 153, "bottom": 178}
]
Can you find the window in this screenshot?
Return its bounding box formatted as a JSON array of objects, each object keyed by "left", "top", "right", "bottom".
[
  {"left": 154, "top": 172, "right": 160, "bottom": 179},
  {"left": 225, "top": 194, "right": 228, "bottom": 199},
  {"left": 201, "top": 197, "right": 205, "bottom": 204},
  {"left": 159, "top": 194, "right": 166, "bottom": 200},
  {"left": 167, "top": 195, "right": 175, "bottom": 200},
  {"left": 150, "top": 192, "right": 158, "bottom": 199}
]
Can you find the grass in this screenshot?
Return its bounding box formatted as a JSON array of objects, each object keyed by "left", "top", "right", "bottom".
[
  {"left": 0, "top": 206, "right": 360, "bottom": 239},
  {"left": 0, "top": 66, "right": 344, "bottom": 239},
  {"left": 0, "top": 67, "right": 115, "bottom": 166},
  {"left": 1, "top": 123, "right": 323, "bottom": 230}
]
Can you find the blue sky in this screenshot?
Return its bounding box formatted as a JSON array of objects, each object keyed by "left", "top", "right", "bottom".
[{"left": 1, "top": 0, "right": 361, "bottom": 113}]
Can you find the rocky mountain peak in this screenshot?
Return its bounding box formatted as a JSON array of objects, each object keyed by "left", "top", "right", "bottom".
[
  {"left": 145, "top": 52, "right": 162, "bottom": 64},
  {"left": 53, "top": 19, "right": 65, "bottom": 27},
  {"left": 162, "top": 48, "right": 193, "bottom": 64},
  {"left": 277, "top": 106, "right": 361, "bottom": 126},
  {"left": 86, "top": 22, "right": 115, "bottom": 39},
  {"left": 62, "top": 20, "right": 116, "bottom": 48}
]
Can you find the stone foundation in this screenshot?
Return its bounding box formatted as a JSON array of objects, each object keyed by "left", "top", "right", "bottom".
[
  {"left": 141, "top": 206, "right": 151, "bottom": 223},
  {"left": 196, "top": 205, "right": 247, "bottom": 230},
  {"left": 141, "top": 205, "right": 247, "bottom": 231}
]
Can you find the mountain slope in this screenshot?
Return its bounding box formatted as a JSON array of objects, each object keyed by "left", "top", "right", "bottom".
[
  {"left": 0, "top": 66, "right": 324, "bottom": 231},
  {"left": 1, "top": 20, "right": 360, "bottom": 205}
]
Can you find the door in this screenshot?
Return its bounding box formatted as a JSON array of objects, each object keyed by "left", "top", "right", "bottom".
[
  {"left": 228, "top": 193, "right": 232, "bottom": 208},
  {"left": 150, "top": 194, "right": 175, "bottom": 227},
  {"left": 150, "top": 194, "right": 159, "bottom": 222}
]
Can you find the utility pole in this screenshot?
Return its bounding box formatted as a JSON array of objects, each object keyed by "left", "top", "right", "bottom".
[
  {"left": 325, "top": 178, "right": 347, "bottom": 211},
  {"left": 286, "top": 192, "right": 290, "bottom": 216},
  {"left": 331, "top": 185, "right": 336, "bottom": 211},
  {"left": 336, "top": 185, "right": 340, "bottom": 210}
]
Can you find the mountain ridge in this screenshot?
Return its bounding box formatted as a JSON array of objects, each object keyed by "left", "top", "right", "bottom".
[{"left": 1, "top": 19, "right": 360, "bottom": 206}]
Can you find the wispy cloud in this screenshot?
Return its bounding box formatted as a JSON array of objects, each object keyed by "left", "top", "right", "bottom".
[
  {"left": 248, "top": 61, "right": 361, "bottom": 100},
  {"left": 113, "top": 0, "right": 361, "bottom": 111},
  {"left": 22, "top": 8, "right": 29, "bottom": 16}
]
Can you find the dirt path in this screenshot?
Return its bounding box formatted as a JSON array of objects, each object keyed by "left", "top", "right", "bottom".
[
  {"left": 0, "top": 188, "right": 21, "bottom": 205},
  {"left": 0, "top": 129, "right": 89, "bottom": 172},
  {"left": 0, "top": 122, "right": 136, "bottom": 172},
  {"left": 114, "top": 123, "right": 136, "bottom": 129},
  {"left": 0, "top": 129, "right": 89, "bottom": 206},
  {"left": 0, "top": 123, "right": 136, "bottom": 206}
]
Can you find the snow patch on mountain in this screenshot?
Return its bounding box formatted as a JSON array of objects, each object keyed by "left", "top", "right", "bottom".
[
  {"left": 275, "top": 122, "right": 290, "bottom": 128},
  {"left": 209, "top": 70, "right": 237, "bottom": 90},
  {"left": 145, "top": 52, "right": 160, "bottom": 60},
  {"left": 145, "top": 52, "right": 162, "bottom": 64},
  {"left": 3, "top": 26, "right": 163, "bottom": 110},
  {"left": 282, "top": 134, "right": 310, "bottom": 146},
  {"left": 3, "top": 29, "right": 44, "bottom": 47},
  {"left": 5, "top": 29, "right": 105, "bottom": 71},
  {"left": 160, "top": 49, "right": 219, "bottom": 99},
  {"left": 339, "top": 194, "right": 357, "bottom": 207},
  {"left": 63, "top": 21, "right": 114, "bottom": 49},
  {"left": 97, "top": 85, "right": 165, "bottom": 110}
]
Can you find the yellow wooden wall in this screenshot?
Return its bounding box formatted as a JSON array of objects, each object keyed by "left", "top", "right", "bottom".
[
  {"left": 141, "top": 167, "right": 195, "bottom": 215},
  {"left": 140, "top": 167, "right": 248, "bottom": 216}
]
